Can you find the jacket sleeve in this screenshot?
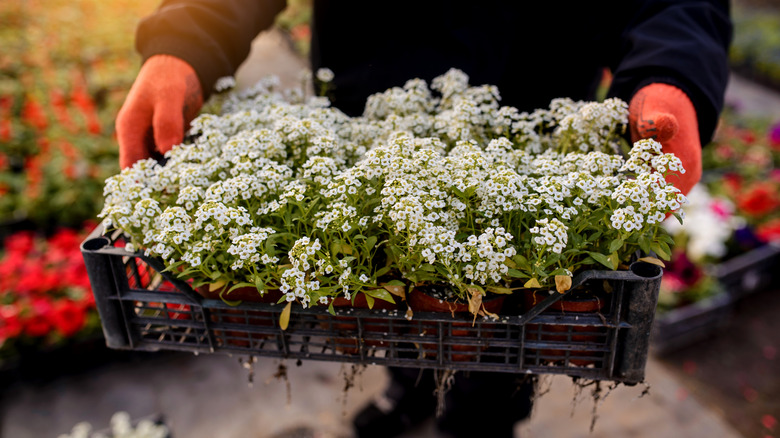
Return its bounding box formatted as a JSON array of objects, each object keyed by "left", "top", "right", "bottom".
[
  {"left": 607, "top": 0, "right": 732, "bottom": 144},
  {"left": 136, "top": 0, "right": 287, "bottom": 99}
]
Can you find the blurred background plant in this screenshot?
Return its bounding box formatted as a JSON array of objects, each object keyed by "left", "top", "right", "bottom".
[
  {"left": 0, "top": 224, "right": 100, "bottom": 366},
  {"left": 730, "top": 5, "right": 780, "bottom": 91}
]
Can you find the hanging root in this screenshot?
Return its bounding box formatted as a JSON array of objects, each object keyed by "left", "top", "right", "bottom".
[
  {"left": 567, "top": 378, "right": 621, "bottom": 433},
  {"left": 531, "top": 375, "right": 553, "bottom": 403},
  {"left": 636, "top": 381, "right": 651, "bottom": 399},
  {"left": 264, "top": 361, "right": 292, "bottom": 406},
  {"left": 340, "top": 363, "right": 367, "bottom": 417},
  {"left": 433, "top": 369, "right": 457, "bottom": 418},
  {"left": 239, "top": 355, "right": 257, "bottom": 387},
  {"left": 570, "top": 378, "right": 585, "bottom": 418}
]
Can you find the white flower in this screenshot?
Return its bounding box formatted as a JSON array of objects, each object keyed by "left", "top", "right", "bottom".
[{"left": 316, "top": 68, "right": 335, "bottom": 83}]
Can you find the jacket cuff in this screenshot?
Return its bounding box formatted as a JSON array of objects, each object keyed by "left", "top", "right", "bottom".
[{"left": 138, "top": 36, "right": 228, "bottom": 101}]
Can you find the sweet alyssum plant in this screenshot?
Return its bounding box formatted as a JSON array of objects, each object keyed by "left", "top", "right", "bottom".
[{"left": 100, "top": 69, "right": 685, "bottom": 314}]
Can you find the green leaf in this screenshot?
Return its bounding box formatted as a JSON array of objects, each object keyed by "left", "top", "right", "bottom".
[
  {"left": 587, "top": 232, "right": 603, "bottom": 242},
  {"left": 638, "top": 235, "right": 651, "bottom": 255},
  {"left": 658, "top": 233, "right": 675, "bottom": 245},
  {"left": 365, "top": 294, "right": 375, "bottom": 309},
  {"left": 608, "top": 238, "right": 624, "bottom": 254},
  {"left": 512, "top": 254, "right": 532, "bottom": 271},
  {"left": 542, "top": 253, "right": 561, "bottom": 269},
  {"left": 549, "top": 267, "right": 569, "bottom": 276},
  {"left": 588, "top": 252, "right": 615, "bottom": 270},
  {"left": 374, "top": 266, "right": 391, "bottom": 278},
  {"left": 219, "top": 289, "right": 242, "bottom": 306},
  {"left": 651, "top": 242, "right": 671, "bottom": 260},
  {"left": 579, "top": 256, "right": 597, "bottom": 265},
  {"left": 507, "top": 268, "right": 527, "bottom": 279},
  {"left": 660, "top": 241, "right": 672, "bottom": 257},
  {"left": 227, "top": 282, "right": 255, "bottom": 293},
  {"left": 365, "top": 235, "right": 378, "bottom": 251},
  {"left": 608, "top": 252, "right": 620, "bottom": 269},
  {"left": 485, "top": 286, "right": 514, "bottom": 294},
  {"left": 364, "top": 288, "right": 396, "bottom": 304}
]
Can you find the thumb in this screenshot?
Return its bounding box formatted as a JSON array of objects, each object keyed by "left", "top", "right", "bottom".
[
  {"left": 630, "top": 110, "right": 679, "bottom": 144},
  {"left": 152, "top": 100, "right": 185, "bottom": 156}
]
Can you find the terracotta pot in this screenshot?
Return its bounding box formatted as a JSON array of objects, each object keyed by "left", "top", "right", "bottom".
[
  {"left": 319, "top": 293, "right": 399, "bottom": 355},
  {"left": 523, "top": 289, "right": 607, "bottom": 366},
  {"left": 407, "top": 286, "right": 505, "bottom": 362},
  {"left": 195, "top": 285, "right": 283, "bottom": 348}
]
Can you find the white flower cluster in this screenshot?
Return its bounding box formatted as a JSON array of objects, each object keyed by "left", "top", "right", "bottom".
[
  {"left": 280, "top": 236, "right": 325, "bottom": 306},
  {"left": 100, "top": 68, "right": 686, "bottom": 305},
  {"left": 663, "top": 184, "right": 743, "bottom": 263},
  {"left": 530, "top": 218, "right": 569, "bottom": 254}
]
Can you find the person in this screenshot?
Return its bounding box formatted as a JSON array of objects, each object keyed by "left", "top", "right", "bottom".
[{"left": 116, "top": 1, "right": 732, "bottom": 437}]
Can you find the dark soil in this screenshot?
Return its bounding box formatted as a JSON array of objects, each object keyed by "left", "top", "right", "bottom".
[{"left": 659, "top": 288, "right": 780, "bottom": 438}]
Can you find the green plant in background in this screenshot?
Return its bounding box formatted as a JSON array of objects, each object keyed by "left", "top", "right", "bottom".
[
  {"left": 730, "top": 7, "right": 780, "bottom": 88},
  {"left": 0, "top": 0, "right": 161, "bottom": 228}
]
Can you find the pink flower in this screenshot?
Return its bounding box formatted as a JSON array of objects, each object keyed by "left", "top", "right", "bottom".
[{"left": 770, "top": 121, "right": 780, "bottom": 149}]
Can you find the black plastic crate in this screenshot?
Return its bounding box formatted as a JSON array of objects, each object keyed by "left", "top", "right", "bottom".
[
  {"left": 712, "top": 243, "right": 780, "bottom": 301},
  {"left": 650, "top": 292, "right": 733, "bottom": 355},
  {"left": 81, "top": 224, "right": 663, "bottom": 384}
]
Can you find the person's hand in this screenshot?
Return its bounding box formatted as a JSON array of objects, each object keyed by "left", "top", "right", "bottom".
[
  {"left": 628, "top": 83, "right": 701, "bottom": 196},
  {"left": 116, "top": 54, "right": 203, "bottom": 169}
]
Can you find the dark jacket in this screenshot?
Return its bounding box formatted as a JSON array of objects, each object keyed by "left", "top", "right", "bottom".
[{"left": 136, "top": 0, "right": 732, "bottom": 144}]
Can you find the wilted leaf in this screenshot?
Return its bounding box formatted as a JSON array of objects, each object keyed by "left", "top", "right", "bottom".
[
  {"left": 638, "top": 256, "right": 666, "bottom": 268},
  {"left": 467, "top": 289, "right": 483, "bottom": 325},
  {"left": 279, "top": 301, "right": 292, "bottom": 330},
  {"left": 524, "top": 278, "right": 541, "bottom": 288},
  {"left": 555, "top": 275, "right": 572, "bottom": 293},
  {"left": 405, "top": 306, "right": 414, "bottom": 321},
  {"left": 208, "top": 280, "right": 226, "bottom": 292}
]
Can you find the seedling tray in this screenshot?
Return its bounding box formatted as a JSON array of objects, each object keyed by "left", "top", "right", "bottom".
[{"left": 81, "top": 224, "right": 663, "bottom": 384}]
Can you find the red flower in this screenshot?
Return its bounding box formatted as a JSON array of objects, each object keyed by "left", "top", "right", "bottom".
[
  {"left": 51, "top": 300, "right": 86, "bottom": 337},
  {"left": 0, "top": 95, "right": 14, "bottom": 142},
  {"left": 738, "top": 183, "right": 780, "bottom": 218},
  {"left": 713, "top": 143, "right": 735, "bottom": 161},
  {"left": 0, "top": 305, "right": 23, "bottom": 343},
  {"left": 23, "top": 299, "right": 54, "bottom": 337},
  {"left": 4, "top": 231, "right": 35, "bottom": 256},
  {"left": 21, "top": 96, "right": 48, "bottom": 131},
  {"left": 757, "top": 218, "right": 780, "bottom": 243},
  {"left": 722, "top": 173, "right": 742, "bottom": 195}
]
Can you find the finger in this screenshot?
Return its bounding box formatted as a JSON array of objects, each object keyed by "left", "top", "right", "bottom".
[
  {"left": 630, "top": 111, "right": 679, "bottom": 144},
  {"left": 152, "top": 100, "right": 185, "bottom": 155},
  {"left": 117, "top": 106, "right": 154, "bottom": 169}
]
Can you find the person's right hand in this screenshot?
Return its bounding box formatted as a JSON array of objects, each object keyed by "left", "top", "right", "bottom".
[{"left": 116, "top": 54, "right": 203, "bottom": 169}]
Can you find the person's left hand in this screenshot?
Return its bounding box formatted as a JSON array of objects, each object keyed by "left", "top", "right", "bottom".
[{"left": 628, "top": 83, "right": 701, "bottom": 196}]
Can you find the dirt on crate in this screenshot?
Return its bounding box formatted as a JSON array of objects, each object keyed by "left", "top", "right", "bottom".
[{"left": 658, "top": 288, "right": 780, "bottom": 438}]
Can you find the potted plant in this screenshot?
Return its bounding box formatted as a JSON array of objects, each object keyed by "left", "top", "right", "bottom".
[{"left": 98, "top": 69, "right": 685, "bottom": 346}]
